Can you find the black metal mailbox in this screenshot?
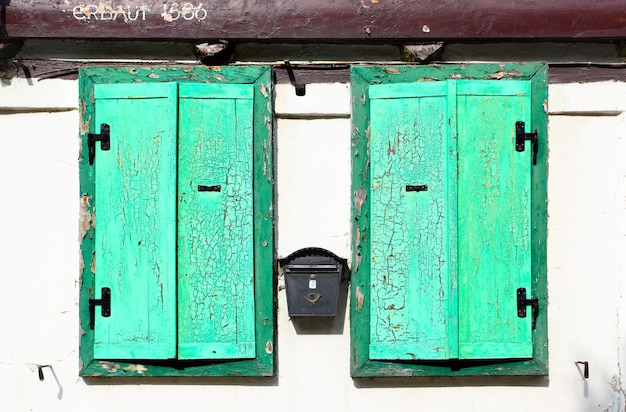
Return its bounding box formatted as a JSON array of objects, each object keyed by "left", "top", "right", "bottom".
[{"left": 279, "top": 247, "right": 348, "bottom": 317}]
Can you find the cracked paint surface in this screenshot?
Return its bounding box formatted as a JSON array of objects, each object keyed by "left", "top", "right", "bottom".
[
  {"left": 366, "top": 76, "right": 535, "bottom": 362},
  {"left": 456, "top": 87, "right": 532, "bottom": 359},
  {"left": 177, "top": 84, "right": 255, "bottom": 359},
  {"left": 368, "top": 86, "right": 452, "bottom": 360},
  {"left": 93, "top": 82, "right": 178, "bottom": 359},
  {"left": 78, "top": 66, "right": 274, "bottom": 376}
]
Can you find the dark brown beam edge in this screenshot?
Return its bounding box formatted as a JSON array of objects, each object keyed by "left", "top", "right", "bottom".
[
  {"left": 3, "top": 59, "right": 626, "bottom": 84},
  {"left": 548, "top": 66, "right": 626, "bottom": 83},
  {"left": 2, "top": 0, "right": 626, "bottom": 41}
]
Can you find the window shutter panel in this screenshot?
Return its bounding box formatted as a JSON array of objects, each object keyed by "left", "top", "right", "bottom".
[
  {"left": 177, "top": 83, "right": 256, "bottom": 359},
  {"left": 368, "top": 81, "right": 457, "bottom": 360},
  {"left": 351, "top": 64, "right": 547, "bottom": 377},
  {"left": 456, "top": 80, "right": 533, "bottom": 359},
  {"left": 93, "top": 82, "right": 178, "bottom": 360}
]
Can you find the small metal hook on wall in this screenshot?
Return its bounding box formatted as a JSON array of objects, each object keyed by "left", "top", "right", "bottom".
[
  {"left": 575, "top": 361, "right": 589, "bottom": 379},
  {"left": 37, "top": 364, "right": 51, "bottom": 381},
  {"left": 37, "top": 364, "right": 64, "bottom": 399}
]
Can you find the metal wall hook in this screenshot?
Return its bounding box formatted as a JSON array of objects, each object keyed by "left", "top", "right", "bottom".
[
  {"left": 37, "top": 364, "right": 64, "bottom": 399},
  {"left": 575, "top": 361, "right": 589, "bottom": 379},
  {"left": 37, "top": 364, "right": 51, "bottom": 381},
  {"left": 284, "top": 60, "right": 306, "bottom": 96}
]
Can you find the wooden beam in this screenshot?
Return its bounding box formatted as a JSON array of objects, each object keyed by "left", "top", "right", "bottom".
[
  {"left": 2, "top": 0, "right": 626, "bottom": 41},
  {"left": 7, "top": 60, "right": 626, "bottom": 84}
]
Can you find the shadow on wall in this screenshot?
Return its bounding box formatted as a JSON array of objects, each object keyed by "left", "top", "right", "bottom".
[
  {"left": 37, "top": 365, "right": 63, "bottom": 399},
  {"left": 83, "top": 374, "right": 279, "bottom": 387},
  {"left": 353, "top": 374, "right": 550, "bottom": 389}
]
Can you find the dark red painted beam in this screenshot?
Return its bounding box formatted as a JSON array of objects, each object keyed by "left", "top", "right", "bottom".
[{"left": 2, "top": 0, "right": 626, "bottom": 41}]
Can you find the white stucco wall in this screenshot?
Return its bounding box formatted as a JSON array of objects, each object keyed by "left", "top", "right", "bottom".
[{"left": 1, "top": 73, "right": 626, "bottom": 411}]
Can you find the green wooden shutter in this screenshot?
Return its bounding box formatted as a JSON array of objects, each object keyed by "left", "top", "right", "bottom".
[
  {"left": 367, "top": 78, "right": 534, "bottom": 361},
  {"left": 351, "top": 64, "right": 547, "bottom": 376},
  {"left": 368, "top": 81, "right": 457, "bottom": 360},
  {"left": 93, "top": 82, "right": 178, "bottom": 360},
  {"left": 177, "top": 83, "right": 256, "bottom": 359},
  {"left": 456, "top": 80, "right": 533, "bottom": 359}
]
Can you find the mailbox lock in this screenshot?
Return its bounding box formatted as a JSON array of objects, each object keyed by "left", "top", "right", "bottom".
[{"left": 304, "top": 292, "right": 321, "bottom": 304}]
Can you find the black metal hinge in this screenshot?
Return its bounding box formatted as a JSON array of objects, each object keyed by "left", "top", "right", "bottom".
[
  {"left": 89, "top": 287, "right": 111, "bottom": 330},
  {"left": 88, "top": 123, "right": 110, "bottom": 165},
  {"left": 517, "top": 287, "right": 539, "bottom": 330},
  {"left": 515, "top": 121, "right": 538, "bottom": 166}
]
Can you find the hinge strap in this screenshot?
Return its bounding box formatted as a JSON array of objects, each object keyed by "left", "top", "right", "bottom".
[
  {"left": 515, "top": 121, "right": 538, "bottom": 166},
  {"left": 88, "top": 123, "right": 111, "bottom": 165},
  {"left": 516, "top": 287, "right": 538, "bottom": 330},
  {"left": 89, "top": 287, "right": 111, "bottom": 330}
]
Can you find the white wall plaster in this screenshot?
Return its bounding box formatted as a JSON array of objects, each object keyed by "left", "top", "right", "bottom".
[
  {"left": 0, "top": 78, "right": 78, "bottom": 110},
  {"left": 1, "top": 77, "right": 626, "bottom": 412}
]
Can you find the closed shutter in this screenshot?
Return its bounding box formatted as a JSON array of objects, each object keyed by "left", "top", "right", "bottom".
[
  {"left": 456, "top": 80, "right": 533, "bottom": 359},
  {"left": 177, "top": 83, "right": 256, "bottom": 359},
  {"left": 93, "top": 82, "right": 257, "bottom": 360},
  {"left": 93, "top": 82, "right": 178, "bottom": 360},
  {"left": 367, "top": 79, "right": 534, "bottom": 361},
  {"left": 368, "top": 81, "right": 456, "bottom": 360}
]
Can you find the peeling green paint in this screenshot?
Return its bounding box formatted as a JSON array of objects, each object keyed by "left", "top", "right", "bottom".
[
  {"left": 350, "top": 63, "right": 548, "bottom": 377},
  {"left": 79, "top": 66, "right": 275, "bottom": 377}
]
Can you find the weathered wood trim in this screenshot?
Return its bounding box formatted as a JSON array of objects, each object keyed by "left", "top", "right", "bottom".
[
  {"left": 2, "top": 0, "right": 626, "bottom": 41},
  {"left": 8, "top": 59, "right": 626, "bottom": 84}
]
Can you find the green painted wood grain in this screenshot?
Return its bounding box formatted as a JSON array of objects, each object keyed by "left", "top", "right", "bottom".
[
  {"left": 93, "top": 82, "right": 178, "bottom": 360},
  {"left": 80, "top": 66, "right": 275, "bottom": 376},
  {"left": 529, "top": 63, "right": 549, "bottom": 373},
  {"left": 350, "top": 64, "right": 548, "bottom": 377},
  {"left": 368, "top": 81, "right": 454, "bottom": 360},
  {"left": 249, "top": 68, "right": 276, "bottom": 375},
  {"left": 177, "top": 83, "right": 255, "bottom": 359},
  {"left": 456, "top": 80, "right": 533, "bottom": 359},
  {"left": 350, "top": 68, "right": 374, "bottom": 376},
  {"left": 351, "top": 63, "right": 541, "bottom": 86}
]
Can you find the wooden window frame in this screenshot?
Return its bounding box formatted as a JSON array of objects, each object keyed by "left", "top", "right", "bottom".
[
  {"left": 78, "top": 66, "right": 275, "bottom": 377},
  {"left": 350, "top": 63, "right": 548, "bottom": 377}
]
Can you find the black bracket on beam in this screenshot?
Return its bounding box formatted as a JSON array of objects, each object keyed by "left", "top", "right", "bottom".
[
  {"left": 517, "top": 287, "right": 539, "bottom": 330},
  {"left": 88, "top": 123, "right": 111, "bottom": 165},
  {"left": 515, "top": 121, "right": 538, "bottom": 166},
  {"left": 89, "top": 287, "right": 111, "bottom": 330},
  {"left": 284, "top": 60, "right": 306, "bottom": 96}
]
